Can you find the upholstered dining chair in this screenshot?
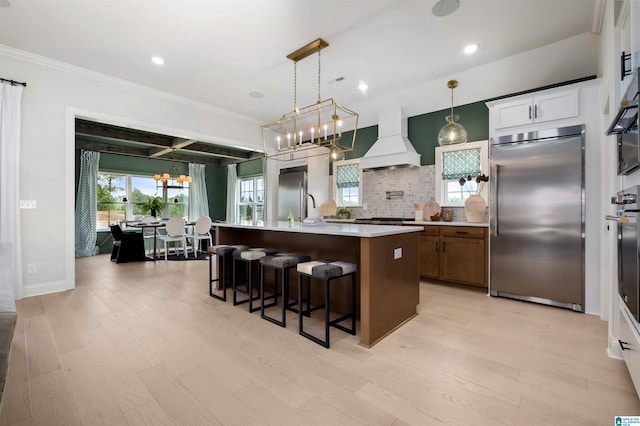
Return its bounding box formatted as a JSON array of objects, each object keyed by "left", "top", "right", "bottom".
[
  {"left": 187, "top": 216, "right": 213, "bottom": 257},
  {"left": 109, "top": 224, "right": 145, "bottom": 263},
  {"left": 159, "top": 216, "right": 187, "bottom": 260}
]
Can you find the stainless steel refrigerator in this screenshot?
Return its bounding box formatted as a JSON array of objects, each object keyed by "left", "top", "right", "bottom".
[
  {"left": 277, "top": 166, "right": 307, "bottom": 221},
  {"left": 489, "top": 125, "right": 585, "bottom": 312}
]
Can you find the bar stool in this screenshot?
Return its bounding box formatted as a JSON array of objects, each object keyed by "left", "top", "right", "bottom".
[
  {"left": 296, "top": 259, "right": 357, "bottom": 348},
  {"left": 233, "top": 248, "right": 278, "bottom": 312},
  {"left": 259, "top": 253, "right": 311, "bottom": 327},
  {"left": 207, "top": 244, "right": 248, "bottom": 301}
]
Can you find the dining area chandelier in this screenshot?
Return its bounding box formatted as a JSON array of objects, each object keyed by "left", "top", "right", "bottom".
[
  {"left": 262, "top": 38, "right": 358, "bottom": 161},
  {"left": 153, "top": 164, "right": 192, "bottom": 189}
]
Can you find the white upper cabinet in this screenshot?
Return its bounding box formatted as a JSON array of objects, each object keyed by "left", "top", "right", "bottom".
[{"left": 491, "top": 89, "right": 580, "bottom": 130}]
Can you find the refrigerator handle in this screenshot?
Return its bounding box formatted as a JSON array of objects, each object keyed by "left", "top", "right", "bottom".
[
  {"left": 491, "top": 164, "right": 500, "bottom": 236},
  {"left": 528, "top": 106, "right": 532, "bottom": 120}
]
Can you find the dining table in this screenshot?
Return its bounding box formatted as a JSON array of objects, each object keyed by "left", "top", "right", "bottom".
[{"left": 129, "top": 219, "right": 195, "bottom": 260}]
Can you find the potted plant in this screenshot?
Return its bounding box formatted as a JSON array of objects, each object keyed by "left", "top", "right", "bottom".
[
  {"left": 336, "top": 206, "right": 350, "bottom": 219},
  {"left": 141, "top": 196, "right": 164, "bottom": 218}
]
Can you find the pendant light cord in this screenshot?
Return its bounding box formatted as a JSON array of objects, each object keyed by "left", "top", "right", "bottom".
[{"left": 317, "top": 48, "right": 321, "bottom": 103}]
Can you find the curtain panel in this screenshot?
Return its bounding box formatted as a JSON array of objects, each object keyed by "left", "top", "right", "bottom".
[
  {"left": 441, "top": 147, "right": 481, "bottom": 180},
  {"left": 226, "top": 164, "right": 238, "bottom": 223},
  {"left": 188, "top": 163, "right": 209, "bottom": 222},
  {"left": 75, "top": 150, "right": 100, "bottom": 257},
  {"left": 0, "top": 83, "right": 24, "bottom": 309}
]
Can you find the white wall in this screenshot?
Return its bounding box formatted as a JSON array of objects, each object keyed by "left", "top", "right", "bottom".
[{"left": 1, "top": 46, "right": 262, "bottom": 298}]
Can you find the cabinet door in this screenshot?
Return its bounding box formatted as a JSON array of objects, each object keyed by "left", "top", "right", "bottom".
[
  {"left": 493, "top": 98, "right": 533, "bottom": 129},
  {"left": 534, "top": 90, "right": 579, "bottom": 123},
  {"left": 441, "top": 236, "right": 486, "bottom": 286},
  {"left": 419, "top": 235, "right": 440, "bottom": 279},
  {"left": 619, "top": 305, "right": 640, "bottom": 397}
]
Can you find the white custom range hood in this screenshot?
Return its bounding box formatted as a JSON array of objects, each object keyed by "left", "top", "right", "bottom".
[{"left": 360, "top": 107, "right": 421, "bottom": 170}]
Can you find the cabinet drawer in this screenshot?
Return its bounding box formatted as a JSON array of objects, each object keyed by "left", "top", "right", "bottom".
[
  {"left": 619, "top": 305, "right": 640, "bottom": 397},
  {"left": 441, "top": 226, "right": 486, "bottom": 239},
  {"left": 420, "top": 226, "right": 440, "bottom": 236}
]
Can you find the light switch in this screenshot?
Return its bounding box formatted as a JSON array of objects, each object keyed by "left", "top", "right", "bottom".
[
  {"left": 19, "top": 200, "right": 36, "bottom": 209},
  {"left": 394, "top": 247, "right": 402, "bottom": 259}
]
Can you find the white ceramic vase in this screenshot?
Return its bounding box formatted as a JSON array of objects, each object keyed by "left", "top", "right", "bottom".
[{"left": 464, "top": 194, "right": 486, "bottom": 223}]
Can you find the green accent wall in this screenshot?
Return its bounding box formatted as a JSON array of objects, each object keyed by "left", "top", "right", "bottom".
[
  {"left": 237, "top": 157, "right": 263, "bottom": 177},
  {"left": 207, "top": 165, "right": 227, "bottom": 221},
  {"left": 329, "top": 100, "right": 489, "bottom": 172}
]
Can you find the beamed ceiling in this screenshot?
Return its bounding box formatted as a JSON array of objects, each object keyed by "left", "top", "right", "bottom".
[{"left": 75, "top": 119, "right": 263, "bottom": 166}]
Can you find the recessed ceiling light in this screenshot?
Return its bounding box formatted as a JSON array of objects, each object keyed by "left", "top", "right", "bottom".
[
  {"left": 249, "top": 91, "right": 264, "bottom": 99},
  {"left": 358, "top": 82, "right": 368, "bottom": 93},
  {"left": 432, "top": 0, "right": 459, "bottom": 17},
  {"left": 151, "top": 56, "right": 165, "bottom": 65},
  {"left": 464, "top": 44, "right": 478, "bottom": 54}
]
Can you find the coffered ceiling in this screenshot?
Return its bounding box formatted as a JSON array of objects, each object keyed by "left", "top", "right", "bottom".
[{"left": 74, "top": 119, "right": 261, "bottom": 165}]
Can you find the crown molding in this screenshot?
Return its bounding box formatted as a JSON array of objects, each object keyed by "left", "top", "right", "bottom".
[{"left": 0, "top": 44, "right": 260, "bottom": 125}]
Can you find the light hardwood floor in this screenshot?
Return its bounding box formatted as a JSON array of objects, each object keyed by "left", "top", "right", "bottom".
[{"left": 0, "top": 254, "right": 638, "bottom": 425}]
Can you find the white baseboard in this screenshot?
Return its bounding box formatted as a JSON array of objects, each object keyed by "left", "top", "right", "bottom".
[{"left": 21, "top": 280, "right": 72, "bottom": 299}]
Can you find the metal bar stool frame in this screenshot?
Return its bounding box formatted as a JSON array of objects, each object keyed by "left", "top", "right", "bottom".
[
  {"left": 259, "top": 254, "right": 313, "bottom": 327},
  {"left": 208, "top": 245, "right": 248, "bottom": 302},
  {"left": 297, "top": 260, "right": 357, "bottom": 348},
  {"left": 233, "top": 248, "right": 277, "bottom": 313}
]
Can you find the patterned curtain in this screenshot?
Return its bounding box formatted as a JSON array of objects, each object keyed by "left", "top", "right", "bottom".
[
  {"left": 188, "top": 163, "right": 209, "bottom": 222},
  {"left": 226, "top": 164, "right": 238, "bottom": 223},
  {"left": 75, "top": 150, "right": 100, "bottom": 257},
  {"left": 0, "top": 82, "right": 24, "bottom": 308},
  {"left": 336, "top": 163, "right": 359, "bottom": 188},
  {"left": 442, "top": 147, "right": 481, "bottom": 180}
]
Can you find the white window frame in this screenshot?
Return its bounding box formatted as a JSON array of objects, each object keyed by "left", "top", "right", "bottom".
[
  {"left": 96, "top": 172, "right": 190, "bottom": 230},
  {"left": 237, "top": 175, "right": 265, "bottom": 226},
  {"left": 435, "top": 140, "right": 489, "bottom": 207},
  {"left": 332, "top": 158, "right": 363, "bottom": 207}
]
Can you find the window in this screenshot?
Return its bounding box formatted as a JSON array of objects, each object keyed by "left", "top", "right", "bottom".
[
  {"left": 97, "top": 173, "right": 127, "bottom": 230},
  {"left": 435, "top": 140, "right": 488, "bottom": 207},
  {"left": 333, "top": 159, "right": 362, "bottom": 207},
  {"left": 96, "top": 172, "right": 189, "bottom": 230},
  {"left": 238, "top": 176, "right": 264, "bottom": 225}
]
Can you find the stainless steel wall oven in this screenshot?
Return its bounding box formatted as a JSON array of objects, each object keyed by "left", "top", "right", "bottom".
[
  {"left": 610, "top": 186, "right": 640, "bottom": 321},
  {"left": 606, "top": 67, "right": 639, "bottom": 175}
]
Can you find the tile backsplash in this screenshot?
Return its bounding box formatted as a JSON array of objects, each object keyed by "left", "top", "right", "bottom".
[{"left": 329, "top": 165, "right": 468, "bottom": 222}]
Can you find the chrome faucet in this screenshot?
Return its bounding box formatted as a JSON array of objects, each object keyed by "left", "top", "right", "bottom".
[{"left": 300, "top": 193, "right": 316, "bottom": 222}]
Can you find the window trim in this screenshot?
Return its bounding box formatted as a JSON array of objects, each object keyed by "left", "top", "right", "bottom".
[
  {"left": 435, "top": 140, "right": 489, "bottom": 207},
  {"left": 96, "top": 172, "right": 190, "bottom": 231},
  {"left": 237, "top": 174, "right": 265, "bottom": 226},
  {"left": 332, "top": 158, "right": 363, "bottom": 207}
]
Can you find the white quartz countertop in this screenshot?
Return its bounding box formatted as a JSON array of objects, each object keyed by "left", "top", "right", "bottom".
[
  {"left": 410, "top": 221, "right": 488, "bottom": 227},
  {"left": 215, "top": 221, "right": 422, "bottom": 237}
]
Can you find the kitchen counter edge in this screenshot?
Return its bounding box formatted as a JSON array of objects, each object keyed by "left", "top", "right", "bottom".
[{"left": 215, "top": 221, "right": 422, "bottom": 237}]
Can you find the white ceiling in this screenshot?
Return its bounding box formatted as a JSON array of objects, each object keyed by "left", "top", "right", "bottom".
[{"left": 0, "top": 0, "right": 598, "bottom": 128}]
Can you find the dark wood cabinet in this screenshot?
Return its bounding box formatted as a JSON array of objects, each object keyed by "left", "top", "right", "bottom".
[{"left": 417, "top": 225, "right": 488, "bottom": 287}]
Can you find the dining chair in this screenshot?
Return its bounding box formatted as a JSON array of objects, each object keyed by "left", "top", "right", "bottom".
[
  {"left": 141, "top": 215, "right": 157, "bottom": 256},
  {"left": 159, "top": 216, "right": 187, "bottom": 260},
  {"left": 187, "top": 216, "right": 213, "bottom": 258},
  {"left": 109, "top": 224, "right": 145, "bottom": 263}
]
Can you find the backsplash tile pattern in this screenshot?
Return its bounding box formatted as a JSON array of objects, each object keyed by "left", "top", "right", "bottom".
[{"left": 329, "top": 165, "right": 468, "bottom": 222}]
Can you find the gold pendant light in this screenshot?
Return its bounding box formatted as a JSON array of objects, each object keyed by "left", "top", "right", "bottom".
[
  {"left": 437, "top": 79, "right": 467, "bottom": 146},
  {"left": 262, "top": 38, "right": 358, "bottom": 161}
]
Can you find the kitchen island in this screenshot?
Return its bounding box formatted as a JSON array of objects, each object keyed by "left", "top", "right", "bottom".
[{"left": 215, "top": 221, "right": 422, "bottom": 348}]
